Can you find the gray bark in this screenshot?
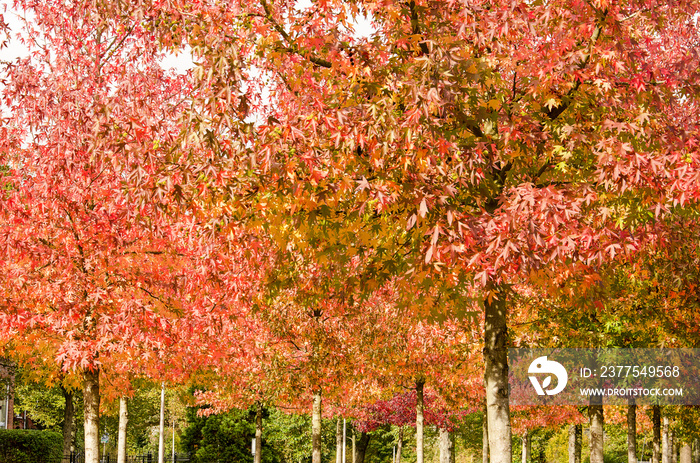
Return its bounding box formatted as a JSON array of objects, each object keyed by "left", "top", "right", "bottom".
[
  {"left": 336, "top": 418, "right": 343, "bottom": 463},
  {"left": 628, "top": 399, "right": 637, "bottom": 463},
  {"left": 663, "top": 416, "right": 670, "bottom": 463},
  {"left": 117, "top": 397, "right": 128, "bottom": 463},
  {"left": 416, "top": 379, "right": 425, "bottom": 463},
  {"left": 589, "top": 396, "right": 604, "bottom": 463},
  {"left": 439, "top": 429, "right": 453, "bottom": 463},
  {"left": 522, "top": 430, "right": 530, "bottom": 463},
  {"left": 352, "top": 429, "right": 356, "bottom": 463},
  {"left": 568, "top": 424, "right": 581, "bottom": 463},
  {"left": 70, "top": 422, "right": 76, "bottom": 453},
  {"left": 61, "top": 387, "right": 75, "bottom": 463},
  {"left": 255, "top": 403, "right": 262, "bottom": 463},
  {"left": 484, "top": 286, "right": 511, "bottom": 463},
  {"left": 312, "top": 391, "right": 322, "bottom": 463},
  {"left": 83, "top": 368, "right": 100, "bottom": 463},
  {"left": 672, "top": 430, "right": 678, "bottom": 463},
  {"left": 681, "top": 444, "right": 692, "bottom": 463},
  {"left": 397, "top": 426, "right": 403, "bottom": 463}
]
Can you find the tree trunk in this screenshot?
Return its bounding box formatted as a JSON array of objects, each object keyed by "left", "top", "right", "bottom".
[
  {"left": 693, "top": 438, "right": 699, "bottom": 463},
  {"left": 352, "top": 429, "right": 356, "bottom": 463},
  {"left": 312, "top": 390, "right": 322, "bottom": 463},
  {"left": 70, "top": 421, "right": 76, "bottom": 454},
  {"left": 416, "top": 378, "right": 425, "bottom": 463},
  {"left": 83, "top": 368, "right": 100, "bottom": 463},
  {"left": 439, "top": 428, "right": 453, "bottom": 463},
  {"left": 482, "top": 406, "right": 489, "bottom": 463},
  {"left": 522, "top": 430, "right": 530, "bottom": 463},
  {"left": 653, "top": 405, "right": 661, "bottom": 463},
  {"left": 568, "top": 424, "right": 581, "bottom": 463},
  {"left": 672, "top": 430, "right": 678, "bottom": 463},
  {"left": 589, "top": 396, "right": 604, "bottom": 463},
  {"left": 117, "top": 397, "right": 128, "bottom": 463},
  {"left": 681, "top": 444, "right": 692, "bottom": 463},
  {"left": 484, "top": 286, "right": 511, "bottom": 463},
  {"left": 61, "top": 387, "right": 75, "bottom": 463},
  {"left": 354, "top": 432, "right": 370, "bottom": 463},
  {"left": 255, "top": 402, "right": 263, "bottom": 463},
  {"left": 397, "top": 426, "right": 403, "bottom": 463},
  {"left": 663, "top": 416, "right": 670, "bottom": 463},
  {"left": 628, "top": 398, "right": 637, "bottom": 463}
]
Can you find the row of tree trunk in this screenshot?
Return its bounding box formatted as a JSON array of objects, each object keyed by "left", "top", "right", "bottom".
[
  {"left": 313, "top": 383, "right": 454, "bottom": 463},
  {"left": 501, "top": 402, "right": 699, "bottom": 463},
  {"left": 66, "top": 369, "right": 147, "bottom": 463},
  {"left": 78, "top": 374, "right": 436, "bottom": 463},
  {"left": 295, "top": 393, "right": 699, "bottom": 463},
  {"left": 89, "top": 373, "right": 699, "bottom": 463},
  {"left": 77, "top": 370, "right": 700, "bottom": 463}
]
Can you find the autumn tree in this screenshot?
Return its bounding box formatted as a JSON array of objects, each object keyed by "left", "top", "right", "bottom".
[
  {"left": 0, "top": 2, "right": 193, "bottom": 462},
  {"left": 341, "top": 287, "right": 481, "bottom": 461},
  {"left": 75, "top": 1, "right": 700, "bottom": 463}
]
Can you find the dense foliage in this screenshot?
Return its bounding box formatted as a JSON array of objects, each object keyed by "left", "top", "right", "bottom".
[
  {"left": 2, "top": 0, "right": 700, "bottom": 462},
  {"left": 182, "top": 406, "right": 281, "bottom": 463},
  {"left": 0, "top": 429, "right": 63, "bottom": 463}
]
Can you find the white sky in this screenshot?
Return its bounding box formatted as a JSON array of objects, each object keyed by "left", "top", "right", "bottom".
[
  {"left": 0, "top": 6, "right": 29, "bottom": 63},
  {"left": 0, "top": 4, "right": 194, "bottom": 73},
  {"left": 295, "top": 0, "right": 374, "bottom": 37},
  {"left": 1, "top": 1, "right": 373, "bottom": 68}
]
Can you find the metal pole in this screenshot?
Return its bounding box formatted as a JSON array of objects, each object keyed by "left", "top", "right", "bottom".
[
  {"left": 4, "top": 385, "right": 8, "bottom": 429},
  {"left": 342, "top": 419, "right": 347, "bottom": 463},
  {"left": 158, "top": 383, "right": 165, "bottom": 463}
]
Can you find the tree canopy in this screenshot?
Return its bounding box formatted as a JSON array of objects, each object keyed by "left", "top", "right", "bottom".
[{"left": 2, "top": 0, "right": 700, "bottom": 462}]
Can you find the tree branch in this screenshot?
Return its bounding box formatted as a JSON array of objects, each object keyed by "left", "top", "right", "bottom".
[
  {"left": 259, "top": 0, "right": 332, "bottom": 68},
  {"left": 545, "top": 10, "right": 608, "bottom": 121},
  {"left": 408, "top": 1, "right": 430, "bottom": 56}
]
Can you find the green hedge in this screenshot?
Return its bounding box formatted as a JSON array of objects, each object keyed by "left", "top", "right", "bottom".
[{"left": 0, "top": 429, "right": 63, "bottom": 463}]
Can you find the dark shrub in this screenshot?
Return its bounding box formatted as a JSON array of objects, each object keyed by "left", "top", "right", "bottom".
[{"left": 0, "top": 429, "right": 63, "bottom": 463}]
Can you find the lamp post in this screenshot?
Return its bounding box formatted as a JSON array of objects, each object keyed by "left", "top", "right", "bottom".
[
  {"left": 342, "top": 419, "right": 347, "bottom": 463},
  {"left": 100, "top": 433, "right": 109, "bottom": 463},
  {"left": 158, "top": 383, "right": 165, "bottom": 463}
]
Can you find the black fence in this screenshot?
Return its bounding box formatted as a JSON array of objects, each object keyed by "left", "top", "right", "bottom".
[{"left": 65, "top": 452, "right": 192, "bottom": 463}]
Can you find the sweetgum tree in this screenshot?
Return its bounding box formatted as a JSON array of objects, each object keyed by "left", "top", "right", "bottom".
[
  {"left": 0, "top": 2, "right": 193, "bottom": 462},
  {"left": 81, "top": 0, "right": 700, "bottom": 462}
]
